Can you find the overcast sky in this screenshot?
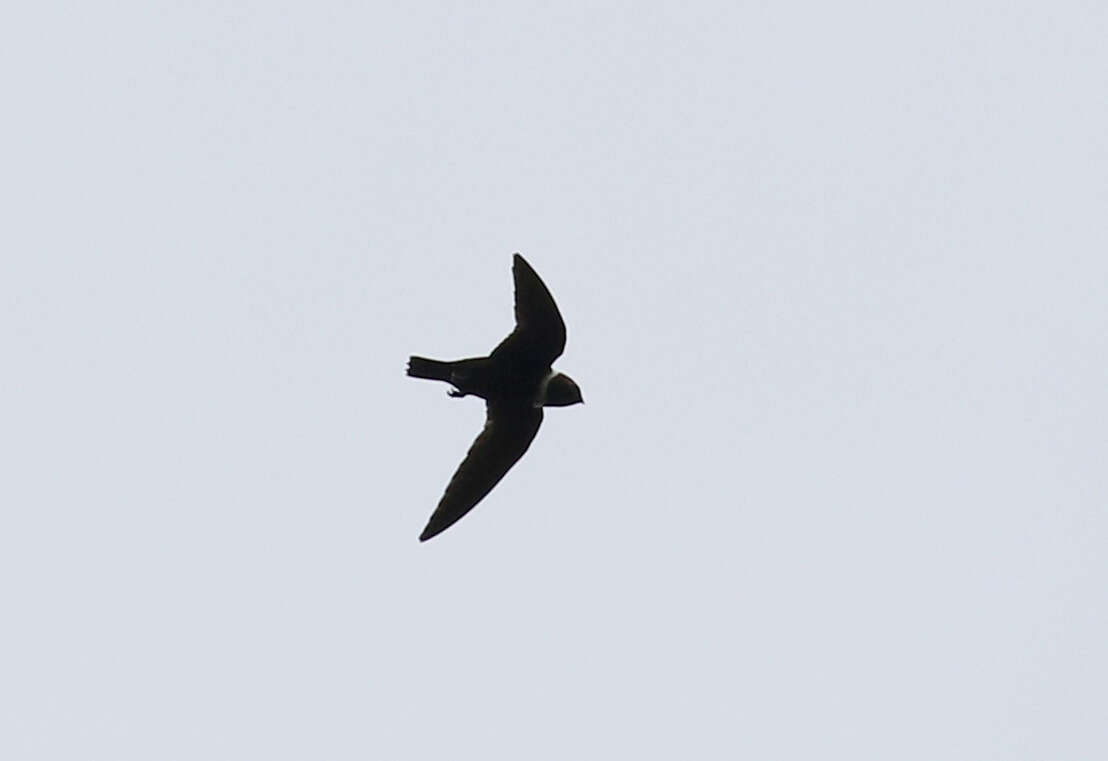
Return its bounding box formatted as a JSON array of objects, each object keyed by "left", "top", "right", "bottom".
[{"left": 3, "top": 2, "right": 1106, "bottom": 759}]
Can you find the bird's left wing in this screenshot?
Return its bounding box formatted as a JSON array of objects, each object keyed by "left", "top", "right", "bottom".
[{"left": 419, "top": 400, "right": 543, "bottom": 541}]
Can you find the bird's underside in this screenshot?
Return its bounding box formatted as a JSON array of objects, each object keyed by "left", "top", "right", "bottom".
[{"left": 406, "top": 254, "right": 578, "bottom": 541}]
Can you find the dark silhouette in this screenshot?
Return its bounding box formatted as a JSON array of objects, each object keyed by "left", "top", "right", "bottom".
[{"left": 407, "top": 254, "right": 583, "bottom": 541}]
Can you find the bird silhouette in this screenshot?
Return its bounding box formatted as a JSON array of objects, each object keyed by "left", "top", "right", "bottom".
[{"left": 407, "top": 254, "right": 583, "bottom": 541}]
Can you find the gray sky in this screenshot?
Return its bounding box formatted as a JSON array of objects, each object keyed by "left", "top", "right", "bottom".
[{"left": 3, "top": 2, "right": 1106, "bottom": 759}]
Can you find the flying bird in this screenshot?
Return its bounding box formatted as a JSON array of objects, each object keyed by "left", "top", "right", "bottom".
[{"left": 407, "top": 254, "right": 583, "bottom": 541}]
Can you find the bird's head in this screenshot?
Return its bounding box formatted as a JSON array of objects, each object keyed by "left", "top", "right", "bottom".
[{"left": 543, "top": 372, "right": 584, "bottom": 407}]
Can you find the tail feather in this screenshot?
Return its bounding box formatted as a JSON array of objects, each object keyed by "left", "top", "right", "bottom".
[{"left": 407, "top": 356, "right": 454, "bottom": 382}]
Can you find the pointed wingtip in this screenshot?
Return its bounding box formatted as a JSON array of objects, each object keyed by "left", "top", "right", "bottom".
[
  {"left": 512, "top": 253, "right": 540, "bottom": 283},
  {"left": 418, "top": 523, "right": 442, "bottom": 542}
]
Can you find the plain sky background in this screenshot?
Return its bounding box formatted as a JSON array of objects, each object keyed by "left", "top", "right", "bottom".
[{"left": 3, "top": 2, "right": 1106, "bottom": 759}]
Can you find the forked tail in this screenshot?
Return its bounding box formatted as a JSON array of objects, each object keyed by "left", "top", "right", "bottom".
[{"left": 407, "top": 356, "right": 454, "bottom": 382}]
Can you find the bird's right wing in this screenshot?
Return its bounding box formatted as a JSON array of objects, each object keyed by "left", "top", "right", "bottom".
[
  {"left": 491, "top": 254, "right": 567, "bottom": 366},
  {"left": 419, "top": 401, "right": 544, "bottom": 542}
]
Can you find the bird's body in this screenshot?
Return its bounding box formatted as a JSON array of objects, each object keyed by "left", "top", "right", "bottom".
[
  {"left": 408, "top": 355, "right": 539, "bottom": 403},
  {"left": 407, "top": 254, "right": 583, "bottom": 541}
]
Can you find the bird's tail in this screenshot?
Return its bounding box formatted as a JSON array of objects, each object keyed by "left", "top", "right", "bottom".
[{"left": 407, "top": 356, "right": 454, "bottom": 382}]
